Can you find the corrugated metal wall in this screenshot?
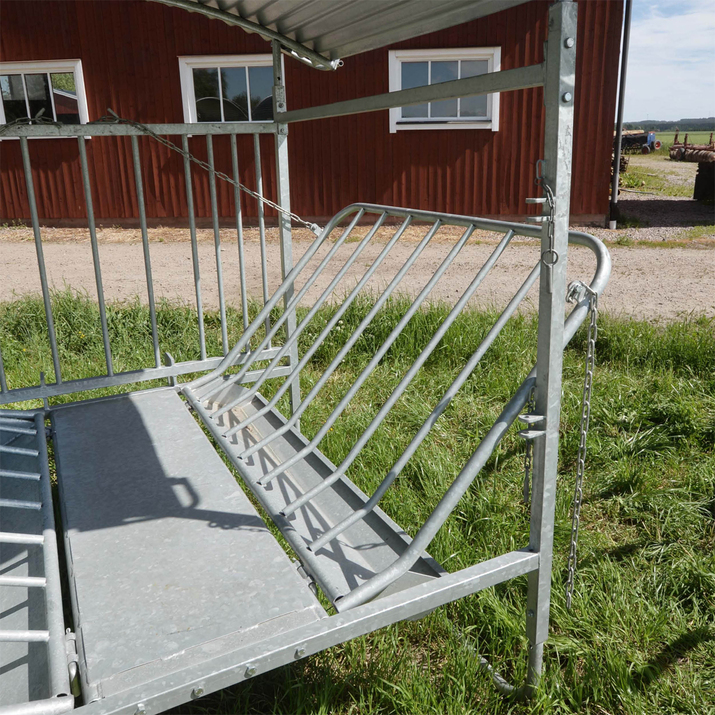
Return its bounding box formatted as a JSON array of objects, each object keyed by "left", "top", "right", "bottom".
[{"left": 0, "top": 0, "right": 623, "bottom": 224}]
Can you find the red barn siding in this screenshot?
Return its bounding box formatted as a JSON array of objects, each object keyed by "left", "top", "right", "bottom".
[{"left": 0, "top": 0, "right": 623, "bottom": 224}]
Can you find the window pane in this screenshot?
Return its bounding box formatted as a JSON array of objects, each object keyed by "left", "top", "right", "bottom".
[
  {"left": 248, "top": 66, "right": 273, "bottom": 121},
  {"left": 460, "top": 94, "right": 488, "bottom": 118},
  {"left": 460, "top": 60, "right": 489, "bottom": 118},
  {"left": 401, "top": 62, "right": 428, "bottom": 118},
  {"left": 25, "top": 73, "right": 53, "bottom": 121},
  {"left": 1, "top": 74, "right": 28, "bottom": 122},
  {"left": 430, "top": 61, "right": 458, "bottom": 117},
  {"left": 221, "top": 67, "right": 249, "bottom": 121},
  {"left": 50, "top": 72, "right": 80, "bottom": 124},
  {"left": 193, "top": 67, "right": 221, "bottom": 122}
]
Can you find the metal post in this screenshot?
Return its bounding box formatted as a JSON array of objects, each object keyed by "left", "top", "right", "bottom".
[
  {"left": 130, "top": 135, "right": 161, "bottom": 368},
  {"left": 19, "top": 137, "right": 62, "bottom": 384},
  {"left": 526, "top": 0, "right": 577, "bottom": 691},
  {"left": 231, "top": 134, "right": 250, "bottom": 331},
  {"left": 272, "top": 40, "right": 301, "bottom": 417},
  {"left": 609, "top": 0, "right": 633, "bottom": 229},
  {"left": 206, "top": 135, "right": 229, "bottom": 355},
  {"left": 77, "top": 137, "right": 113, "bottom": 376},
  {"left": 182, "top": 136, "right": 207, "bottom": 361}
]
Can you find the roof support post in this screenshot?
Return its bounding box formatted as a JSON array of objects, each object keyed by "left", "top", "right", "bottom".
[
  {"left": 272, "top": 40, "right": 301, "bottom": 420},
  {"left": 526, "top": 0, "right": 577, "bottom": 693}
]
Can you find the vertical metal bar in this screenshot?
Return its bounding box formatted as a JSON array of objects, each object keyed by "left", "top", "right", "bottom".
[
  {"left": 609, "top": 0, "right": 633, "bottom": 228},
  {"left": 182, "top": 136, "right": 207, "bottom": 360},
  {"left": 526, "top": 0, "right": 577, "bottom": 691},
  {"left": 253, "top": 133, "right": 271, "bottom": 340},
  {"left": 0, "top": 347, "right": 7, "bottom": 393},
  {"left": 231, "top": 134, "right": 249, "bottom": 331},
  {"left": 19, "top": 137, "right": 62, "bottom": 384},
  {"left": 34, "top": 413, "right": 72, "bottom": 699},
  {"left": 130, "top": 135, "right": 161, "bottom": 368},
  {"left": 206, "top": 135, "right": 229, "bottom": 355},
  {"left": 77, "top": 137, "right": 113, "bottom": 376},
  {"left": 272, "top": 39, "right": 301, "bottom": 417}
]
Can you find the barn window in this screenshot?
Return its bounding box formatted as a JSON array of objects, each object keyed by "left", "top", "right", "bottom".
[
  {"left": 178, "top": 55, "right": 280, "bottom": 123},
  {"left": 388, "top": 48, "right": 500, "bottom": 133},
  {"left": 0, "top": 60, "right": 88, "bottom": 128}
]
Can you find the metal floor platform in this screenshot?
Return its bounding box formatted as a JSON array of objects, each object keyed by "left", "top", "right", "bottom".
[{"left": 50, "top": 388, "right": 325, "bottom": 703}]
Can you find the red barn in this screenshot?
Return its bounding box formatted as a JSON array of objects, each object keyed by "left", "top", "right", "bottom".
[{"left": 0, "top": 0, "right": 623, "bottom": 225}]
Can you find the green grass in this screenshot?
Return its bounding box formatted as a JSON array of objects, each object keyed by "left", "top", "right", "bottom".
[{"left": 2, "top": 292, "right": 714, "bottom": 714}]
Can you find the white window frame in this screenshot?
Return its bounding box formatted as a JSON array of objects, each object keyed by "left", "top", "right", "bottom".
[
  {"left": 388, "top": 47, "right": 501, "bottom": 133},
  {"left": 178, "top": 54, "right": 282, "bottom": 123},
  {"left": 0, "top": 59, "right": 89, "bottom": 135}
]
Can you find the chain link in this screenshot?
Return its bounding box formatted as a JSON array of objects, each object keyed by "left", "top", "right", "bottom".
[
  {"left": 534, "top": 160, "right": 558, "bottom": 294},
  {"left": 565, "top": 285, "right": 598, "bottom": 609}
]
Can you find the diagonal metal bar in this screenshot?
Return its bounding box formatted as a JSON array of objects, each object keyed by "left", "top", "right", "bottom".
[
  {"left": 233, "top": 219, "right": 445, "bottom": 451},
  {"left": 206, "top": 135, "right": 229, "bottom": 355},
  {"left": 310, "top": 261, "right": 541, "bottom": 550},
  {"left": 253, "top": 134, "right": 271, "bottom": 344},
  {"left": 77, "top": 136, "right": 113, "bottom": 376},
  {"left": 131, "top": 135, "right": 161, "bottom": 368},
  {"left": 19, "top": 137, "right": 62, "bottom": 384},
  {"left": 231, "top": 134, "right": 249, "bottom": 332},
  {"left": 247, "top": 220, "right": 475, "bottom": 469},
  {"left": 283, "top": 228, "right": 517, "bottom": 517},
  {"left": 221, "top": 214, "right": 413, "bottom": 437},
  {"left": 182, "top": 135, "right": 207, "bottom": 361},
  {"left": 211, "top": 209, "right": 376, "bottom": 417}
]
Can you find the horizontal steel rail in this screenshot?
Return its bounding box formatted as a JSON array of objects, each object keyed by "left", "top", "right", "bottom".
[
  {"left": 277, "top": 63, "right": 544, "bottom": 123},
  {"left": 0, "top": 630, "right": 50, "bottom": 643},
  {"left": 0, "top": 122, "right": 278, "bottom": 138},
  {"left": 0, "top": 352, "right": 283, "bottom": 406}
]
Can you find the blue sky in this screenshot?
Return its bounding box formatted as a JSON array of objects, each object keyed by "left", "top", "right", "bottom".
[{"left": 623, "top": 0, "right": 715, "bottom": 121}]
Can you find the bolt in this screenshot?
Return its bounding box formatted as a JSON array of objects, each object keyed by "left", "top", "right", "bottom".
[
  {"left": 245, "top": 665, "right": 257, "bottom": 678},
  {"left": 191, "top": 687, "right": 204, "bottom": 699},
  {"left": 295, "top": 646, "right": 307, "bottom": 659},
  {"left": 564, "top": 37, "right": 575, "bottom": 48},
  {"left": 135, "top": 704, "right": 147, "bottom": 715},
  {"left": 527, "top": 609, "right": 535, "bottom": 618},
  {"left": 562, "top": 92, "right": 573, "bottom": 103}
]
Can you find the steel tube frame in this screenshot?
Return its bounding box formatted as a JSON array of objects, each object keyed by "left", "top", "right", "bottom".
[
  {"left": 182, "top": 135, "right": 207, "bottom": 360},
  {"left": 253, "top": 134, "right": 272, "bottom": 344},
  {"left": 273, "top": 40, "right": 301, "bottom": 417},
  {"left": 130, "top": 135, "right": 161, "bottom": 368},
  {"left": 77, "top": 137, "right": 113, "bottom": 376},
  {"left": 34, "top": 412, "right": 74, "bottom": 700},
  {"left": 279, "top": 226, "right": 516, "bottom": 509},
  {"left": 525, "top": 0, "right": 578, "bottom": 691},
  {"left": 277, "top": 63, "right": 544, "bottom": 124},
  {"left": 209, "top": 209, "right": 372, "bottom": 415},
  {"left": 235, "top": 218, "right": 448, "bottom": 458},
  {"left": 206, "top": 135, "right": 229, "bottom": 354},
  {"left": 230, "top": 134, "right": 250, "bottom": 331},
  {"left": 19, "top": 137, "right": 62, "bottom": 385},
  {"left": 2, "top": 123, "right": 277, "bottom": 138}
]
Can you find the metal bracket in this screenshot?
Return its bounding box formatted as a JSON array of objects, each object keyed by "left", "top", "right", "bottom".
[
  {"left": 65, "top": 629, "right": 81, "bottom": 696},
  {"left": 518, "top": 413, "right": 546, "bottom": 440}
]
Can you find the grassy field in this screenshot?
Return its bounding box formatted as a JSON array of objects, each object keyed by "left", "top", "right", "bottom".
[{"left": 2, "top": 293, "right": 714, "bottom": 714}]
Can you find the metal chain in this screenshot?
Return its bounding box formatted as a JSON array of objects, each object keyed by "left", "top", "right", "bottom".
[
  {"left": 522, "top": 387, "right": 536, "bottom": 504},
  {"left": 2, "top": 108, "right": 321, "bottom": 234},
  {"left": 92, "top": 111, "right": 322, "bottom": 234},
  {"left": 565, "top": 285, "right": 598, "bottom": 609},
  {"left": 534, "top": 160, "right": 558, "bottom": 293}
]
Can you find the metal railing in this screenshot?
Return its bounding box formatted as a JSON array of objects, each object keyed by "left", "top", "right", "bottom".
[
  {"left": 0, "top": 122, "right": 290, "bottom": 406},
  {"left": 0, "top": 411, "right": 74, "bottom": 712},
  {"left": 185, "top": 203, "right": 611, "bottom": 609}
]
